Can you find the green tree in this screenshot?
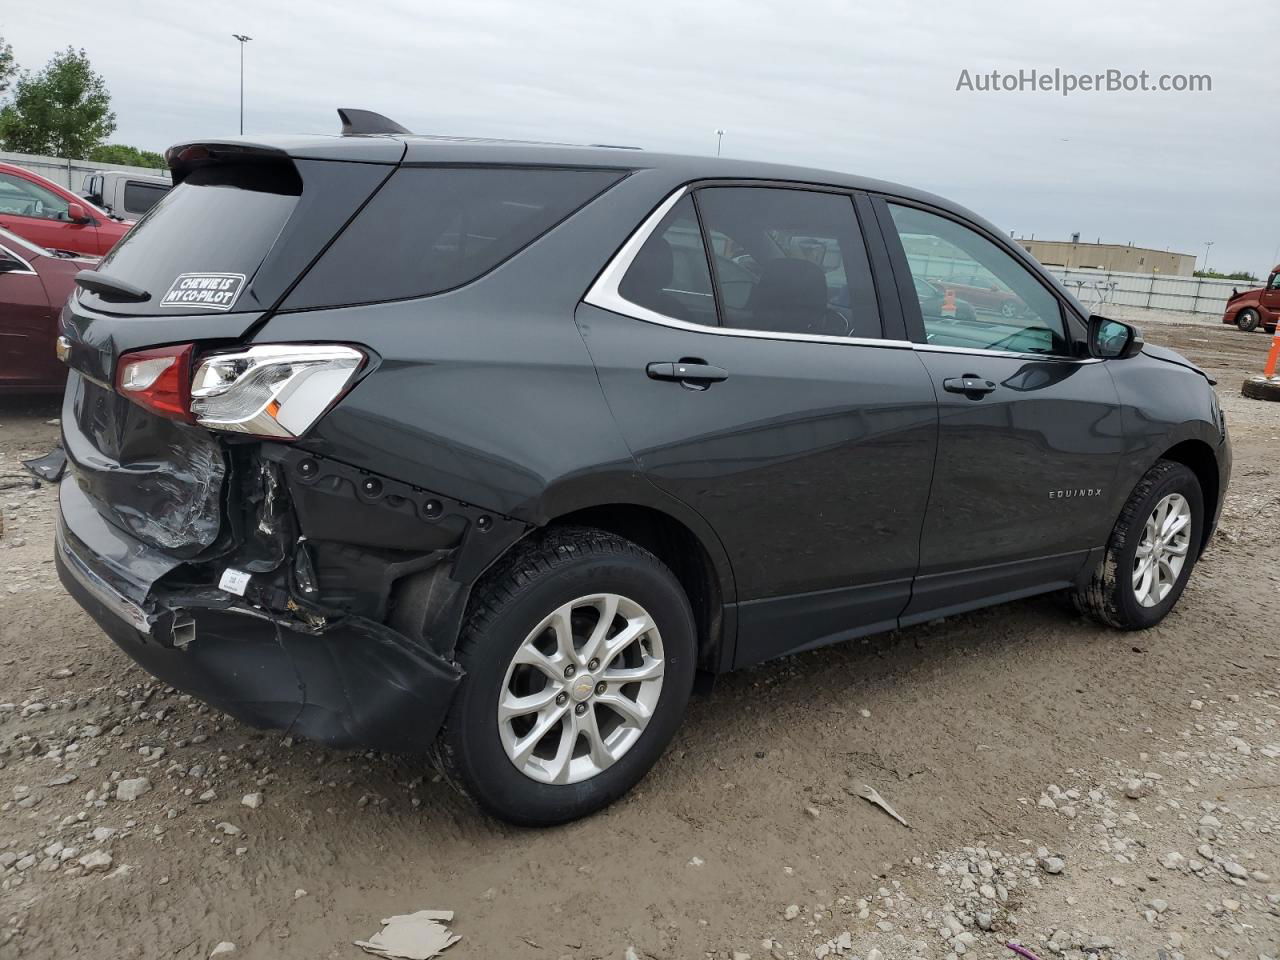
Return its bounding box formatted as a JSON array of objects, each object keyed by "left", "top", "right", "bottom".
[
  {"left": 0, "top": 36, "right": 15, "bottom": 96},
  {"left": 0, "top": 47, "right": 115, "bottom": 157},
  {"left": 89, "top": 144, "right": 165, "bottom": 168}
]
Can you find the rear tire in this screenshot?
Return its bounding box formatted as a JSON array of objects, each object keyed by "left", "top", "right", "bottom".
[
  {"left": 434, "top": 527, "right": 696, "bottom": 826},
  {"left": 1074, "top": 460, "right": 1203, "bottom": 630},
  {"left": 1236, "top": 309, "right": 1260, "bottom": 332}
]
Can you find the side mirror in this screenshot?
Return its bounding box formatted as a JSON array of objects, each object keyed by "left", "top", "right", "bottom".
[
  {"left": 66, "top": 202, "right": 92, "bottom": 224},
  {"left": 1088, "top": 314, "right": 1144, "bottom": 359}
]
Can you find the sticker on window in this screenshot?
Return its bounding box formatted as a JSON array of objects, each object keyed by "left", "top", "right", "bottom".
[{"left": 159, "top": 272, "right": 246, "bottom": 311}]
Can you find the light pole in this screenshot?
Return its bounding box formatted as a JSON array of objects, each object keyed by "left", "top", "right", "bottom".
[
  {"left": 1202, "top": 240, "right": 1214, "bottom": 273},
  {"left": 232, "top": 34, "right": 252, "bottom": 134},
  {"left": 715, "top": 129, "right": 725, "bottom": 157}
]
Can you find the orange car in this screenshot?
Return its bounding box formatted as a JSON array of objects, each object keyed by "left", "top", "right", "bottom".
[{"left": 1222, "top": 265, "right": 1280, "bottom": 333}]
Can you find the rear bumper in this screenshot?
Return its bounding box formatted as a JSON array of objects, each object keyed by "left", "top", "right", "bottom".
[{"left": 55, "top": 477, "right": 462, "bottom": 753}]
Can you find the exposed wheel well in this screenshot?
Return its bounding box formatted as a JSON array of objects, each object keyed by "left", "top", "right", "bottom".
[
  {"left": 1159, "top": 440, "right": 1219, "bottom": 556},
  {"left": 548, "top": 505, "right": 726, "bottom": 670}
]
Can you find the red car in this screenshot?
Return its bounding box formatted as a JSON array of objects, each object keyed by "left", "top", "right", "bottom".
[
  {"left": 0, "top": 162, "right": 133, "bottom": 257},
  {"left": 1222, "top": 265, "right": 1280, "bottom": 333},
  {"left": 0, "top": 226, "right": 94, "bottom": 392}
]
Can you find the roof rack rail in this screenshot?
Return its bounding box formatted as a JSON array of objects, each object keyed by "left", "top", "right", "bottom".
[
  {"left": 338, "top": 108, "right": 413, "bottom": 136},
  {"left": 589, "top": 143, "right": 642, "bottom": 150}
]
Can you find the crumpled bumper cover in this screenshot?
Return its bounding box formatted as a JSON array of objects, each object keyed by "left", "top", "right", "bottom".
[{"left": 55, "top": 477, "right": 462, "bottom": 754}]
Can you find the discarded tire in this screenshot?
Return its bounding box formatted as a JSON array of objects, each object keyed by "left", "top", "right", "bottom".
[{"left": 1242, "top": 377, "right": 1280, "bottom": 402}]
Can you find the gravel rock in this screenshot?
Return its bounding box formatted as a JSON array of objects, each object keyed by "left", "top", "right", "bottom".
[
  {"left": 78, "top": 850, "right": 112, "bottom": 873},
  {"left": 241, "top": 793, "right": 263, "bottom": 809},
  {"left": 209, "top": 943, "right": 236, "bottom": 958},
  {"left": 116, "top": 777, "right": 151, "bottom": 802},
  {"left": 1123, "top": 778, "right": 1149, "bottom": 799},
  {"left": 1040, "top": 856, "right": 1066, "bottom": 875}
]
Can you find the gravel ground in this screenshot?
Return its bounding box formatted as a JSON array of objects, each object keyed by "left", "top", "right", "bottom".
[{"left": 0, "top": 313, "right": 1278, "bottom": 960}]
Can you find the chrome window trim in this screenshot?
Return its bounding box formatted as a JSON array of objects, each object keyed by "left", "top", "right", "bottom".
[
  {"left": 914, "top": 342, "right": 1102, "bottom": 365},
  {"left": 583, "top": 186, "right": 1103, "bottom": 363},
  {"left": 583, "top": 186, "right": 913, "bottom": 351},
  {"left": 0, "top": 242, "right": 37, "bottom": 276}
]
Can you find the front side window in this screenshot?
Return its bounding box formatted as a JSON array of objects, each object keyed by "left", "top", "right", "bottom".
[
  {"left": 696, "top": 187, "right": 880, "bottom": 338},
  {"left": 887, "top": 204, "right": 1069, "bottom": 355},
  {"left": 0, "top": 172, "right": 70, "bottom": 221}
]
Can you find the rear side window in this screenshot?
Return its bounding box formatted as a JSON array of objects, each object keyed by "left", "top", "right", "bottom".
[
  {"left": 122, "top": 181, "right": 168, "bottom": 216},
  {"left": 286, "top": 166, "right": 624, "bottom": 309}
]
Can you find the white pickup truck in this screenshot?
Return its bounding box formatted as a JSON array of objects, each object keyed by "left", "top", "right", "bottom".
[{"left": 80, "top": 170, "right": 170, "bottom": 219}]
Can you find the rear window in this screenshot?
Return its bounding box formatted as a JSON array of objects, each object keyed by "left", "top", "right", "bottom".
[
  {"left": 284, "top": 166, "right": 624, "bottom": 309},
  {"left": 90, "top": 163, "right": 301, "bottom": 313}
]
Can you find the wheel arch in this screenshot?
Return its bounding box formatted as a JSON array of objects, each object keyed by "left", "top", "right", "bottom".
[
  {"left": 543, "top": 502, "right": 735, "bottom": 673},
  {"left": 1157, "top": 438, "right": 1220, "bottom": 557}
]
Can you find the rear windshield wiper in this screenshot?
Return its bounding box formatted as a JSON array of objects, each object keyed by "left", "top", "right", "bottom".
[{"left": 75, "top": 270, "right": 151, "bottom": 303}]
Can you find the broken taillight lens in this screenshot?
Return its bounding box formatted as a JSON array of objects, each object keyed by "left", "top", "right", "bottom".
[
  {"left": 115, "top": 344, "right": 195, "bottom": 421},
  {"left": 190, "top": 344, "right": 365, "bottom": 439}
]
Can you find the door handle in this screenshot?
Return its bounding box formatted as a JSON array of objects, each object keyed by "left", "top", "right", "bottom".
[
  {"left": 646, "top": 361, "right": 729, "bottom": 386},
  {"left": 943, "top": 375, "right": 997, "bottom": 397}
]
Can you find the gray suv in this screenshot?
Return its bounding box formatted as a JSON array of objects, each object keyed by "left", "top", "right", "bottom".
[{"left": 54, "top": 111, "right": 1230, "bottom": 824}]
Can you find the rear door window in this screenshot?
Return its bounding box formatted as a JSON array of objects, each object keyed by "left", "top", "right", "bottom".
[
  {"left": 694, "top": 187, "right": 881, "bottom": 339},
  {"left": 285, "top": 166, "right": 625, "bottom": 309}
]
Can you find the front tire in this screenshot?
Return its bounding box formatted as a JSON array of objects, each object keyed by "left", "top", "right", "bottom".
[
  {"left": 435, "top": 527, "right": 696, "bottom": 826},
  {"left": 1074, "top": 460, "right": 1203, "bottom": 630},
  {"left": 1236, "top": 308, "right": 1260, "bottom": 332}
]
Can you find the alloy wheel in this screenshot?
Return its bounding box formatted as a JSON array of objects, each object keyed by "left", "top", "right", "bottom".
[
  {"left": 497, "top": 593, "right": 665, "bottom": 784},
  {"left": 1132, "top": 493, "right": 1192, "bottom": 607}
]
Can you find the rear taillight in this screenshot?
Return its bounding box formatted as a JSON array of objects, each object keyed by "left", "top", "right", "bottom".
[
  {"left": 115, "top": 344, "right": 195, "bottom": 421},
  {"left": 190, "top": 344, "right": 365, "bottom": 439},
  {"left": 115, "top": 343, "right": 364, "bottom": 439}
]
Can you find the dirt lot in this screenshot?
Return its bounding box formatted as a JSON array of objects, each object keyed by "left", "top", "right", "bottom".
[{"left": 1, "top": 314, "right": 1278, "bottom": 960}]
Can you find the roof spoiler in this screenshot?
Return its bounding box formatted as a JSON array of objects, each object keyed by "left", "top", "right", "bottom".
[{"left": 338, "top": 108, "right": 413, "bottom": 136}]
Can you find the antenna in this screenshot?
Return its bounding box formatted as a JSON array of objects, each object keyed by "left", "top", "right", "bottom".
[{"left": 338, "top": 108, "right": 413, "bottom": 136}]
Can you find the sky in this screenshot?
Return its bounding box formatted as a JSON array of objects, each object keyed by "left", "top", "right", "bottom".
[{"left": 5, "top": 0, "right": 1278, "bottom": 275}]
